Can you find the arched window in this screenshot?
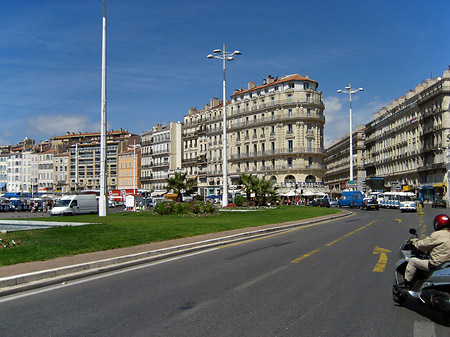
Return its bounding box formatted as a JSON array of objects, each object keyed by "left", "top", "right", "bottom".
[
  {"left": 284, "top": 175, "right": 296, "bottom": 185},
  {"left": 305, "top": 175, "right": 316, "bottom": 183}
]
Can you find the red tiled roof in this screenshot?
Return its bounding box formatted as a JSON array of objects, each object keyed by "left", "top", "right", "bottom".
[{"left": 231, "top": 74, "right": 318, "bottom": 97}]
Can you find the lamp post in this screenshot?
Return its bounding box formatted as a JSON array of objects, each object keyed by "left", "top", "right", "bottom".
[
  {"left": 337, "top": 83, "right": 363, "bottom": 186},
  {"left": 207, "top": 44, "right": 241, "bottom": 207},
  {"left": 99, "top": 0, "right": 108, "bottom": 216}
]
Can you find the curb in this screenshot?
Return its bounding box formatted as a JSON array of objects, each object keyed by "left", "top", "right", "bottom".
[{"left": 0, "top": 211, "right": 351, "bottom": 297}]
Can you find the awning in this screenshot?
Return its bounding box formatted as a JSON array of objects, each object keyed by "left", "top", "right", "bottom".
[{"left": 433, "top": 183, "right": 447, "bottom": 188}]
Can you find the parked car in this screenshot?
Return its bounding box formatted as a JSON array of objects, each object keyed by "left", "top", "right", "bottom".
[
  {"left": 360, "top": 198, "right": 379, "bottom": 211},
  {"left": 310, "top": 198, "right": 330, "bottom": 207},
  {"left": 432, "top": 199, "right": 447, "bottom": 208},
  {"left": 330, "top": 200, "right": 338, "bottom": 207},
  {"left": 399, "top": 197, "right": 417, "bottom": 212}
]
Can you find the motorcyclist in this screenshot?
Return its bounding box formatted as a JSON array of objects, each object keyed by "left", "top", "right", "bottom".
[{"left": 403, "top": 214, "right": 450, "bottom": 287}]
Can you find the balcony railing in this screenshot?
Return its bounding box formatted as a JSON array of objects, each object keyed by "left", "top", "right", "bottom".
[{"left": 229, "top": 147, "right": 325, "bottom": 160}]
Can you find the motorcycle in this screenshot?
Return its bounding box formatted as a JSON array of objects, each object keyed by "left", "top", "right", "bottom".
[{"left": 393, "top": 228, "right": 450, "bottom": 322}]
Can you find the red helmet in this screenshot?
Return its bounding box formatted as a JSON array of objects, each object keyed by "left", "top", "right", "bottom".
[{"left": 433, "top": 214, "right": 450, "bottom": 231}]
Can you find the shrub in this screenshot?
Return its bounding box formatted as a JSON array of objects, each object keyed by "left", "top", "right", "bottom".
[
  {"left": 234, "top": 195, "right": 245, "bottom": 207},
  {"left": 154, "top": 201, "right": 176, "bottom": 215},
  {"left": 154, "top": 200, "right": 216, "bottom": 216}
]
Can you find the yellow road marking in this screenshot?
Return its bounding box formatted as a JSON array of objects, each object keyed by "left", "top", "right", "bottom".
[
  {"left": 223, "top": 218, "right": 342, "bottom": 248},
  {"left": 343, "top": 230, "right": 357, "bottom": 237},
  {"left": 291, "top": 248, "right": 323, "bottom": 263},
  {"left": 372, "top": 246, "right": 392, "bottom": 272},
  {"left": 292, "top": 220, "right": 377, "bottom": 264},
  {"left": 326, "top": 238, "right": 343, "bottom": 246}
]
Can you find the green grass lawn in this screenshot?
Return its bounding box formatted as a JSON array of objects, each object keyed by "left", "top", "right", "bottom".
[{"left": 0, "top": 206, "right": 340, "bottom": 266}]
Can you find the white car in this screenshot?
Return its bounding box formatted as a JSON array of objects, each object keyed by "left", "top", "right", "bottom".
[{"left": 399, "top": 197, "right": 417, "bottom": 212}]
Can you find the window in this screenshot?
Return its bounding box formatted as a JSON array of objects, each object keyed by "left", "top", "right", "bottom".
[
  {"left": 287, "top": 157, "right": 293, "bottom": 168},
  {"left": 288, "top": 140, "right": 293, "bottom": 152},
  {"left": 288, "top": 109, "right": 292, "bottom": 118},
  {"left": 287, "top": 124, "right": 293, "bottom": 134}
]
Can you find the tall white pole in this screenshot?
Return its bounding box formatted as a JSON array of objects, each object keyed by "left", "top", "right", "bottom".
[
  {"left": 133, "top": 139, "right": 136, "bottom": 195},
  {"left": 221, "top": 43, "right": 228, "bottom": 208},
  {"left": 99, "top": 0, "right": 108, "bottom": 216},
  {"left": 348, "top": 83, "right": 353, "bottom": 182},
  {"left": 75, "top": 143, "right": 79, "bottom": 192},
  {"left": 337, "top": 84, "right": 363, "bottom": 190}
]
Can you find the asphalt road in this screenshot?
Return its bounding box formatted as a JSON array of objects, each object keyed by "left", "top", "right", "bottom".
[{"left": 0, "top": 206, "right": 449, "bottom": 336}]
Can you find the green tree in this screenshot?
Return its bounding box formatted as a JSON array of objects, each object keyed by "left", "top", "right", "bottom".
[
  {"left": 166, "top": 171, "right": 196, "bottom": 202},
  {"left": 238, "top": 174, "right": 258, "bottom": 205},
  {"left": 254, "top": 177, "right": 278, "bottom": 206},
  {"left": 238, "top": 174, "right": 277, "bottom": 206}
]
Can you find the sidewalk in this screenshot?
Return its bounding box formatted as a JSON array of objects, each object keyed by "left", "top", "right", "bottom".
[{"left": 0, "top": 211, "right": 351, "bottom": 296}]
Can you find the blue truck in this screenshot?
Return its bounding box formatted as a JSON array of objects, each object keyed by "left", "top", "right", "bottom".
[{"left": 338, "top": 191, "right": 364, "bottom": 208}]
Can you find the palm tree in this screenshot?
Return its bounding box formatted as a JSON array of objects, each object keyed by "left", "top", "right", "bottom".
[
  {"left": 238, "top": 174, "right": 257, "bottom": 205},
  {"left": 254, "top": 177, "right": 278, "bottom": 206},
  {"left": 238, "top": 174, "right": 277, "bottom": 206},
  {"left": 166, "top": 171, "right": 196, "bottom": 202}
]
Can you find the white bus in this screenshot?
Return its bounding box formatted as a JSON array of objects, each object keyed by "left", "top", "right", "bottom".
[{"left": 377, "top": 191, "right": 415, "bottom": 209}]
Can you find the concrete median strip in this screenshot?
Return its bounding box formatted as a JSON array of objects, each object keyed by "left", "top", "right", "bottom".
[{"left": 0, "top": 211, "right": 351, "bottom": 296}]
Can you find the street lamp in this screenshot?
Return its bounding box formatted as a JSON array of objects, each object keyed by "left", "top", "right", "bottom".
[
  {"left": 207, "top": 44, "right": 242, "bottom": 207},
  {"left": 98, "top": 0, "right": 108, "bottom": 216},
  {"left": 337, "top": 83, "right": 363, "bottom": 186}
]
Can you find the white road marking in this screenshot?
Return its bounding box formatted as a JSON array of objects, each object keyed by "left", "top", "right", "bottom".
[{"left": 414, "top": 320, "right": 436, "bottom": 337}]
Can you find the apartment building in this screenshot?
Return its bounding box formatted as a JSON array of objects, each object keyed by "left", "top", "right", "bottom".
[
  {"left": 54, "top": 152, "right": 70, "bottom": 193},
  {"left": 38, "top": 149, "right": 55, "bottom": 193},
  {"left": 364, "top": 68, "right": 450, "bottom": 200},
  {"left": 0, "top": 146, "right": 10, "bottom": 193},
  {"left": 51, "top": 130, "right": 139, "bottom": 192},
  {"left": 140, "top": 122, "right": 182, "bottom": 194},
  {"left": 183, "top": 74, "right": 327, "bottom": 197},
  {"left": 118, "top": 147, "right": 141, "bottom": 191},
  {"left": 324, "top": 125, "right": 366, "bottom": 193},
  {"left": 6, "top": 138, "right": 35, "bottom": 193}
]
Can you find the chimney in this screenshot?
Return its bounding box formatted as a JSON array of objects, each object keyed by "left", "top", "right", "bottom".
[
  {"left": 267, "top": 75, "right": 275, "bottom": 84},
  {"left": 210, "top": 97, "right": 220, "bottom": 107},
  {"left": 248, "top": 81, "right": 256, "bottom": 90}
]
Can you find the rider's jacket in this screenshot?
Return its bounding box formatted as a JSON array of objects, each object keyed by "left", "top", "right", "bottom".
[{"left": 412, "top": 229, "right": 450, "bottom": 267}]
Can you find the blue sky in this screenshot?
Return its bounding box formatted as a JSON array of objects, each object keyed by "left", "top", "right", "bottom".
[{"left": 1, "top": 0, "right": 449, "bottom": 147}]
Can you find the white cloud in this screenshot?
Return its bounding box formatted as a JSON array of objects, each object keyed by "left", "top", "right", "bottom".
[
  {"left": 323, "top": 95, "right": 388, "bottom": 147},
  {"left": 26, "top": 115, "right": 92, "bottom": 138},
  {"left": 324, "top": 96, "right": 348, "bottom": 146}
]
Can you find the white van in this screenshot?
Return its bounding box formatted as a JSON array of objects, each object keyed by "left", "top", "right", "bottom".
[{"left": 51, "top": 194, "right": 98, "bottom": 216}]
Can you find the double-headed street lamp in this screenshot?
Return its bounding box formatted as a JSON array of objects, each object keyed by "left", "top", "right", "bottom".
[
  {"left": 99, "top": 0, "right": 108, "bottom": 216},
  {"left": 337, "top": 83, "right": 363, "bottom": 185},
  {"left": 207, "top": 44, "right": 241, "bottom": 207}
]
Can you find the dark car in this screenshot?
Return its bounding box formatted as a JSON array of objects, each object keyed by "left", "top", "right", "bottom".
[
  {"left": 360, "top": 198, "right": 379, "bottom": 211},
  {"left": 432, "top": 199, "right": 447, "bottom": 208},
  {"left": 310, "top": 198, "right": 330, "bottom": 207}
]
